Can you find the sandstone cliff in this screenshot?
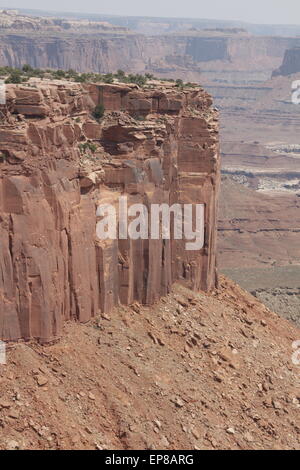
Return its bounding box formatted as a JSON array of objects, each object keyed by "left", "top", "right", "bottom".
[
  {"left": 0, "top": 33, "right": 147, "bottom": 73},
  {"left": 272, "top": 47, "right": 300, "bottom": 76},
  {"left": 0, "top": 80, "right": 220, "bottom": 343}
]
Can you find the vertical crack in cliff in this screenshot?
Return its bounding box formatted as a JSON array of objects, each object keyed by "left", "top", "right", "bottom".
[{"left": 66, "top": 220, "right": 80, "bottom": 322}]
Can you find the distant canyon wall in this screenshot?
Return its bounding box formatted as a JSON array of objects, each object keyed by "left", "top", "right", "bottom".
[
  {"left": 273, "top": 47, "right": 300, "bottom": 76},
  {"left": 0, "top": 33, "right": 147, "bottom": 73},
  {"left": 1, "top": 33, "right": 300, "bottom": 81}
]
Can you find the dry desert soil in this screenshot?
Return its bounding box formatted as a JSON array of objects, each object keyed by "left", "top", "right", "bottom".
[{"left": 0, "top": 277, "right": 299, "bottom": 450}]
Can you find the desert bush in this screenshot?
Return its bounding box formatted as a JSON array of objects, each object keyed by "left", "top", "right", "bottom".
[
  {"left": 116, "top": 69, "right": 126, "bottom": 80},
  {"left": 92, "top": 104, "right": 105, "bottom": 121},
  {"left": 5, "top": 70, "right": 23, "bottom": 84},
  {"left": 22, "top": 64, "right": 33, "bottom": 72},
  {"left": 79, "top": 142, "right": 98, "bottom": 154},
  {"left": 103, "top": 73, "right": 114, "bottom": 84},
  {"left": 175, "top": 79, "right": 184, "bottom": 88},
  {"left": 127, "top": 74, "right": 147, "bottom": 86},
  {"left": 52, "top": 69, "right": 66, "bottom": 79}
]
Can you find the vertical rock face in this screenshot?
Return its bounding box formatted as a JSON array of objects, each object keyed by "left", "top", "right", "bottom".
[
  {"left": 272, "top": 47, "right": 300, "bottom": 76},
  {"left": 1, "top": 28, "right": 300, "bottom": 80},
  {"left": 0, "top": 80, "right": 220, "bottom": 342},
  {"left": 0, "top": 33, "right": 147, "bottom": 73},
  {"left": 186, "top": 37, "right": 230, "bottom": 62}
]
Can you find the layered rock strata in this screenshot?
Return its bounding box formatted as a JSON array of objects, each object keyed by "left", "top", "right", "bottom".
[{"left": 0, "top": 80, "right": 219, "bottom": 342}]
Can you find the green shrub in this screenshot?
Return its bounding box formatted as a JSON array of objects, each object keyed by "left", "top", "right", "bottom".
[
  {"left": 52, "top": 69, "right": 66, "bottom": 79},
  {"left": 66, "top": 69, "right": 77, "bottom": 78},
  {"left": 103, "top": 73, "right": 114, "bottom": 84},
  {"left": 75, "top": 74, "right": 87, "bottom": 83},
  {"left": 175, "top": 79, "right": 184, "bottom": 88},
  {"left": 92, "top": 104, "right": 105, "bottom": 121},
  {"left": 128, "top": 74, "right": 147, "bottom": 86},
  {"left": 5, "top": 70, "right": 22, "bottom": 84},
  {"left": 22, "top": 64, "right": 33, "bottom": 72},
  {"left": 145, "top": 73, "right": 155, "bottom": 80},
  {"left": 29, "top": 68, "right": 45, "bottom": 78},
  {"left": 79, "top": 142, "right": 98, "bottom": 154},
  {"left": 116, "top": 69, "right": 126, "bottom": 79}
]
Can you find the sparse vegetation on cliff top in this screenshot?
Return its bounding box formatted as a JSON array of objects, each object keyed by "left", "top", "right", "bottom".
[{"left": 0, "top": 65, "right": 198, "bottom": 89}]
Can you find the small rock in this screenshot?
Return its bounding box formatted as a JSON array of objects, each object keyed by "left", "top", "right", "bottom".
[
  {"left": 160, "top": 436, "right": 170, "bottom": 448},
  {"left": 272, "top": 400, "right": 282, "bottom": 410},
  {"left": 130, "top": 303, "right": 140, "bottom": 314},
  {"left": 36, "top": 375, "right": 48, "bottom": 387},
  {"left": 88, "top": 392, "right": 96, "bottom": 401},
  {"left": 192, "top": 428, "right": 200, "bottom": 440},
  {"left": 244, "top": 432, "right": 254, "bottom": 443},
  {"left": 213, "top": 373, "right": 223, "bottom": 383},
  {"left": 6, "top": 440, "right": 20, "bottom": 450},
  {"left": 148, "top": 332, "right": 158, "bottom": 344},
  {"left": 176, "top": 297, "right": 188, "bottom": 308},
  {"left": 101, "top": 313, "right": 111, "bottom": 321},
  {"left": 157, "top": 337, "right": 165, "bottom": 346},
  {"left": 171, "top": 397, "right": 184, "bottom": 408},
  {"left": 226, "top": 427, "right": 235, "bottom": 435},
  {"left": 0, "top": 400, "right": 12, "bottom": 409},
  {"left": 8, "top": 409, "right": 20, "bottom": 419}
]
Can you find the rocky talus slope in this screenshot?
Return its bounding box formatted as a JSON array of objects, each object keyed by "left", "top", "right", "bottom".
[
  {"left": 0, "top": 80, "right": 220, "bottom": 343},
  {"left": 0, "top": 277, "right": 299, "bottom": 450}
]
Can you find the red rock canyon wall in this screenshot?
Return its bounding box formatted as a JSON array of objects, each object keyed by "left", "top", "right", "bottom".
[{"left": 0, "top": 81, "right": 220, "bottom": 342}]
